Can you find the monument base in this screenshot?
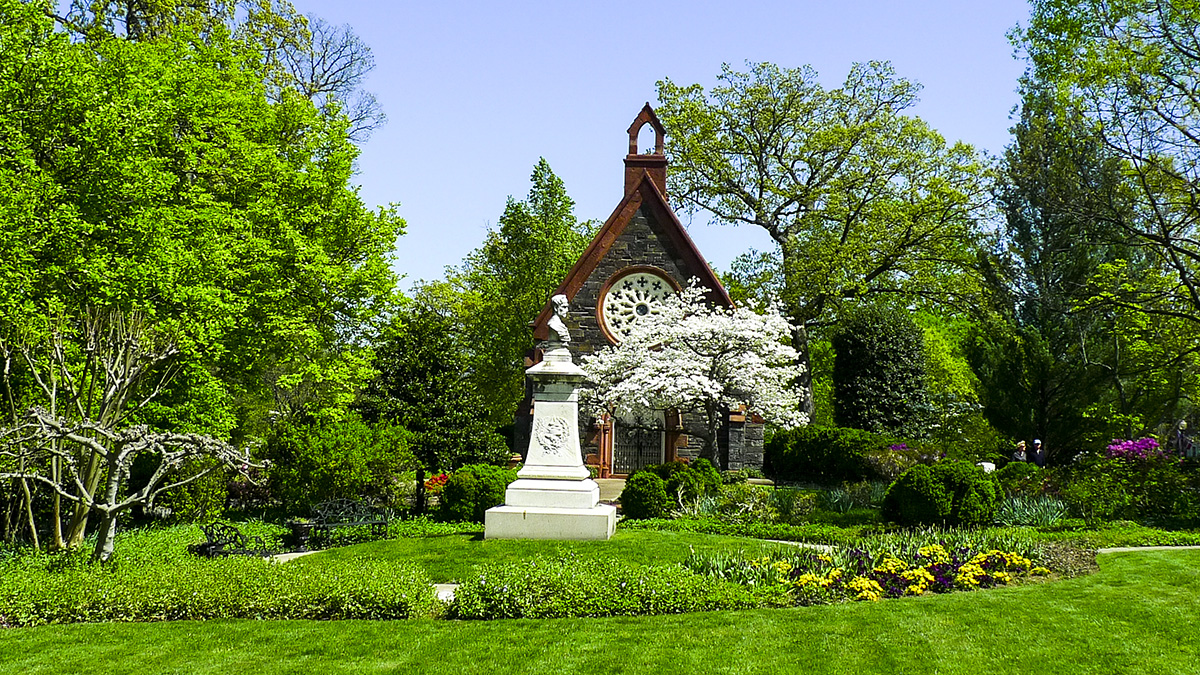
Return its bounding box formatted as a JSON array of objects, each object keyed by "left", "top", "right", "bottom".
[
  {"left": 503, "top": 477, "right": 600, "bottom": 509},
  {"left": 484, "top": 503, "right": 617, "bottom": 540}
]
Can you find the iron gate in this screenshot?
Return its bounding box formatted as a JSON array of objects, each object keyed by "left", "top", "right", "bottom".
[{"left": 612, "top": 424, "right": 663, "bottom": 475}]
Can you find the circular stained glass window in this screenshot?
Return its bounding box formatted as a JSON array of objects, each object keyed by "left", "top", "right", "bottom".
[{"left": 599, "top": 268, "right": 677, "bottom": 342}]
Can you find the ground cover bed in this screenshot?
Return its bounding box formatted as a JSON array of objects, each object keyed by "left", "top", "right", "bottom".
[
  {"left": 0, "top": 517, "right": 1113, "bottom": 628},
  {"left": 0, "top": 549, "right": 1196, "bottom": 674}
]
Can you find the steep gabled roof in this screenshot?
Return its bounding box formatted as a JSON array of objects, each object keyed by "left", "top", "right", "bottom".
[{"left": 531, "top": 168, "right": 733, "bottom": 340}]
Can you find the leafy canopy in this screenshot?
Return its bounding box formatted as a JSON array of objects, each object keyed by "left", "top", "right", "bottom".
[{"left": 0, "top": 0, "right": 402, "bottom": 434}]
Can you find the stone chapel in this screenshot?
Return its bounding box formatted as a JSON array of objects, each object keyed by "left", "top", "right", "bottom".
[{"left": 516, "top": 104, "right": 765, "bottom": 478}]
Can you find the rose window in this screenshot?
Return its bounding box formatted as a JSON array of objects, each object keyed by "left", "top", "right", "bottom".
[{"left": 599, "top": 269, "right": 676, "bottom": 341}]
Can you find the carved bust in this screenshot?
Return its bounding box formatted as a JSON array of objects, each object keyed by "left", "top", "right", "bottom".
[{"left": 546, "top": 294, "right": 571, "bottom": 347}]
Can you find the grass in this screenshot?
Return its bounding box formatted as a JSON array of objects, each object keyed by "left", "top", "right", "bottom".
[
  {"left": 289, "top": 529, "right": 800, "bottom": 582},
  {"left": 0, "top": 549, "right": 1196, "bottom": 674}
]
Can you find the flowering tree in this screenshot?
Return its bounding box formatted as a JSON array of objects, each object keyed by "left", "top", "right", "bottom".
[{"left": 581, "top": 282, "right": 808, "bottom": 462}]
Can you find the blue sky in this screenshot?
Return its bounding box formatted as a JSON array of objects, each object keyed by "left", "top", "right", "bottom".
[{"left": 289, "top": 1, "right": 1033, "bottom": 289}]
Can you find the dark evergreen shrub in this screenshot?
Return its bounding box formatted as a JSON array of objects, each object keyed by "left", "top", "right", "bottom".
[
  {"left": 883, "top": 460, "right": 999, "bottom": 526},
  {"left": 619, "top": 471, "right": 670, "bottom": 519},
  {"left": 439, "top": 464, "right": 518, "bottom": 523},
  {"left": 764, "top": 426, "right": 882, "bottom": 484},
  {"left": 996, "top": 461, "right": 1041, "bottom": 496},
  {"left": 832, "top": 305, "right": 929, "bottom": 436},
  {"left": 883, "top": 464, "right": 949, "bottom": 524}
]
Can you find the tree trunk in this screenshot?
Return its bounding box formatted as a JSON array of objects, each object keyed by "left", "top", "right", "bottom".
[
  {"left": 791, "top": 323, "right": 815, "bottom": 418},
  {"left": 19, "top": 477, "right": 38, "bottom": 550},
  {"left": 702, "top": 401, "right": 721, "bottom": 466},
  {"left": 91, "top": 462, "right": 124, "bottom": 564},
  {"left": 65, "top": 452, "right": 105, "bottom": 548},
  {"left": 414, "top": 465, "right": 426, "bottom": 515},
  {"left": 90, "top": 509, "right": 118, "bottom": 564}
]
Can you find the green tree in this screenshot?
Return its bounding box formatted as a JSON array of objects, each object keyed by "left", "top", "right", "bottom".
[
  {"left": 656, "top": 62, "right": 992, "bottom": 415},
  {"left": 437, "top": 159, "right": 594, "bottom": 426},
  {"left": 831, "top": 305, "right": 928, "bottom": 436},
  {"left": 356, "top": 302, "right": 509, "bottom": 513},
  {"left": 971, "top": 81, "right": 1199, "bottom": 457},
  {"left": 0, "top": 1, "right": 401, "bottom": 547},
  {"left": 1019, "top": 0, "right": 1200, "bottom": 327},
  {"left": 48, "top": 1, "right": 384, "bottom": 139}
]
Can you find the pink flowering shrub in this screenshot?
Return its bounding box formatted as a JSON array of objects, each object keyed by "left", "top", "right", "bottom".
[{"left": 1105, "top": 437, "right": 1168, "bottom": 461}]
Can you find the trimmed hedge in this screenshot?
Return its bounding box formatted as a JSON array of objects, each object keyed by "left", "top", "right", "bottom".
[
  {"left": 765, "top": 426, "right": 888, "bottom": 484},
  {"left": 883, "top": 460, "right": 1000, "bottom": 526},
  {"left": 449, "top": 554, "right": 784, "bottom": 619}
]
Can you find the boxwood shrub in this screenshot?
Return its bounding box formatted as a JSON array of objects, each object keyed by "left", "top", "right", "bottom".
[
  {"left": 438, "top": 464, "right": 518, "bottom": 523},
  {"left": 883, "top": 460, "right": 1000, "bottom": 526},
  {"left": 449, "top": 554, "right": 783, "bottom": 619},
  {"left": 645, "top": 459, "right": 723, "bottom": 503},
  {"left": 619, "top": 471, "right": 671, "bottom": 519}
]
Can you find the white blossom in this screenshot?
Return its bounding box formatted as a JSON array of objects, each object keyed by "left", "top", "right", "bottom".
[{"left": 581, "top": 280, "right": 808, "bottom": 459}]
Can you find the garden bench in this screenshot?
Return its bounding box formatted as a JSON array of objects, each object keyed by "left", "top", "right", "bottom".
[
  {"left": 289, "top": 498, "right": 390, "bottom": 550},
  {"left": 188, "top": 522, "right": 272, "bottom": 558}
]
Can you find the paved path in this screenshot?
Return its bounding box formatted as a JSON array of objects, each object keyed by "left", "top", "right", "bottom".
[
  {"left": 270, "top": 550, "right": 318, "bottom": 563},
  {"left": 1097, "top": 545, "right": 1200, "bottom": 553},
  {"left": 595, "top": 478, "right": 625, "bottom": 502}
]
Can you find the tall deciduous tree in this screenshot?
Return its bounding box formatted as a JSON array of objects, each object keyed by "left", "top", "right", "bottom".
[
  {"left": 1019, "top": 0, "right": 1200, "bottom": 326},
  {"left": 0, "top": 1, "right": 400, "bottom": 545},
  {"left": 49, "top": 0, "right": 385, "bottom": 138},
  {"left": 435, "top": 159, "right": 594, "bottom": 426},
  {"left": 656, "top": 62, "right": 992, "bottom": 414}
]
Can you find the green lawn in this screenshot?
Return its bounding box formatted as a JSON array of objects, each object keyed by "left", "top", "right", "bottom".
[
  {"left": 290, "top": 529, "right": 799, "bottom": 582},
  {"left": 1, "top": 549, "right": 1197, "bottom": 674}
]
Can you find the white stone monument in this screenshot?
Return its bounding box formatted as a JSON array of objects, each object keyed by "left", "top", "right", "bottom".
[{"left": 484, "top": 294, "right": 617, "bottom": 540}]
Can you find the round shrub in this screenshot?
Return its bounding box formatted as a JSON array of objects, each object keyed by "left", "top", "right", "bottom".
[
  {"left": 690, "top": 459, "right": 723, "bottom": 493},
  {"left": 619, "top": 471, "right": 670, "bottom": 519},
  {"left": 438, "top": 464, "right": 518, "bottom": 523},
  {"left": 995, "top": 461, "right": 1040, "bottom": 496},
  {"left": 883, "top": 465, "right": 949, "bottom": 524},
  {"left": 883, "top": 460, "right": 999, "bottom": 526},
  {"left": 643, "top": 459, "right": 721, "bottom": 504}
]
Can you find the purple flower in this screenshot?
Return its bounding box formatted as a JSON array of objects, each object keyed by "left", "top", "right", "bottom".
[{"left": 1105, "top": 437, "right": 1168, "bottom": 461}]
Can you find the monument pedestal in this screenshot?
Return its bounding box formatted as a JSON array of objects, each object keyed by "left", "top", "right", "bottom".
[{"left": 484, "top": 343, "right": 616, "bottom": 540}]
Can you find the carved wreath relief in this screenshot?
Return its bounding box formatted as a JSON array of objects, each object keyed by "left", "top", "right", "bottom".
[
  {"left": 535, "top": 417, "right": 571, "bottom": 456},
  {"left": 600, "top": 270, "right": 675, "bottom": 340}
]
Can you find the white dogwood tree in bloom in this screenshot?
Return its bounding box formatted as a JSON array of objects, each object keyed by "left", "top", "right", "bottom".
[{"left": 581, "top": 281, "right": 808, "bottom": 462}]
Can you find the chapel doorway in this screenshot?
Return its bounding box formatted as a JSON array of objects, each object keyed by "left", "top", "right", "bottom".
[{"left": 610, "top": 413, "right": 665, "bottom": 476}]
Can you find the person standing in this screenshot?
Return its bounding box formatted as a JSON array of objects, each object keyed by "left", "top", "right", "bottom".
[
  {"left": 1013, "top": 440, "right": 1028, "bottom": 463},
  {"left": 1030, "top": 439, "right": 1046, "bottom": 468}
]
